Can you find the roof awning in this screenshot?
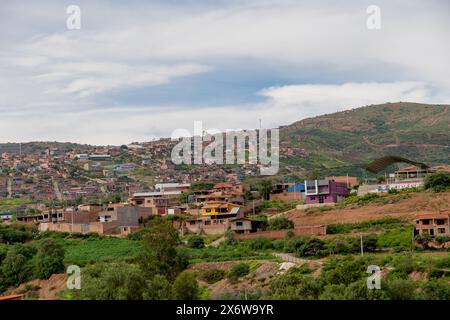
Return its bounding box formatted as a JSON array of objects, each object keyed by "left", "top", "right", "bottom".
[{"left": 366, "top": 156, "right": 429, "bottom": 173}]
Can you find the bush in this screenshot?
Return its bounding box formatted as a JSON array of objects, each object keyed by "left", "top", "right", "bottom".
[
  {"left": 0, "top": 247, "right": 30, "bottom": 286},
  {"left": 414, "top": 234, "right": 434, "bottom": 244},
  {"left": 227, "top": 263, "right": 250, "bottom": 282},
  {"left": 420, "top": 280, "right": 450, "bottom": 300},
  {"left": 267, "top": 217, "right": 294, "bottom": 230},
  {"left": 424, "top": 172, "right": 450, "bottom": 192},
  {"left": 270, "top": 270, "right": 323, "bottom": 299},
  {"left": 0, "top": 223, "right": 37, "bottom": 244},
  {"left": 77, "top": 262, "right": 153, "bottom": 300},
  {"left": 187, "top": 235, "right": 205, "bottom": 249},
  {"left": 247, "top": 237, "right": 273, "bottom": 250},
  {"left": 382, "top": 277, "right": 418, "bottom": 300},
  {"left": 199, "top": 269, "right": 226, "bottom": 284},
  {"left": 435, "top": 236, "right": 450, "bottom": 243},
  {"left": 35, "top": 239, "right": 65, "bottom": 279},
  {"left": 322, "top": 256, "right": 368, "bottom": 286},
  {"left": 297, "top": 238, "right": 326, "bottom": 257}
]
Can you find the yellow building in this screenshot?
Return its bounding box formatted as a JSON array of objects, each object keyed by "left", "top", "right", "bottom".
[{"left": 201, "top": 201, "right": 241, "bottom": 216}]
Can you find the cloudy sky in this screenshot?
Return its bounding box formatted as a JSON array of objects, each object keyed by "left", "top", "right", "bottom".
[{"left": 0, "top": 0, "right": 449, "bottom": 145}]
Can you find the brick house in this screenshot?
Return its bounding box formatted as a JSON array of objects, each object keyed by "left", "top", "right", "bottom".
[{"left": 414, "top": 213, "right": 450, "bottom": 237}]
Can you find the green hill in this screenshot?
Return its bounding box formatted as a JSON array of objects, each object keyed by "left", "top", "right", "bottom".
[{"left": 279, "top": 102, "right": 450, "bottom": 176}]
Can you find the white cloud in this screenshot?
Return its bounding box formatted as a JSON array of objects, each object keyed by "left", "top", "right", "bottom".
[
  {"left": 0, "top": 81, "right": 447, "bottom": 145},
  {"left": 0, "top": 0, "right": 449, "bottom": 144}
]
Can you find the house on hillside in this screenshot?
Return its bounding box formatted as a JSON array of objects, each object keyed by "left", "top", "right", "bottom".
[
  {"left": 414, "top": 213, "right": 450, "bottom": 237},
  {"left": 269, "top": 183, "right": 305, "bottom": 201},
  {"left": 184, "top": 201, "right": 242, "bottom": 235}
]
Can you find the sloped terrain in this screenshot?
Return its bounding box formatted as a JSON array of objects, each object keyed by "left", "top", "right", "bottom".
[{"left": 287, "top": 191, "right": 450, "bottom": 226}]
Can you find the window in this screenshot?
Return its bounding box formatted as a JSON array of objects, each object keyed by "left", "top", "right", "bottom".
[
  {"left": 189, "top": 221, "right": 196, "bottom": 225},
  {"left": 204, "top": 221, "right": 211, "bottom": 225},
  {"left": 310, "top": 196, "right": 315, "bottom": 201},
  {"left": 236, "top": 221, "right": 243, "bottom": 227},
  {"left": 436, "top": 219, "right": 445, "bottom": 225},
  {"left": 422, "top": 219, "right": 430, "bottom": 225},
  {"left": 438, "top": 228, "right": 446, "bottom": 234}
]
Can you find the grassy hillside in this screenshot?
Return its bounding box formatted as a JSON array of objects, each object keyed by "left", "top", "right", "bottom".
[{"left": 280, "top": 102, "right": 450, "bottom": 176}]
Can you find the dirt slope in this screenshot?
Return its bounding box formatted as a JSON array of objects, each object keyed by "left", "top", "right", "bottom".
[{"left": 288, "top": 191, "right": 450, "bottom": 226}]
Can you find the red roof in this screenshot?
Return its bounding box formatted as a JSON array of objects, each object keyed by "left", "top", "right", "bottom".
[{"left": 0, "top": 294, "right": 24, "bottom": 300}]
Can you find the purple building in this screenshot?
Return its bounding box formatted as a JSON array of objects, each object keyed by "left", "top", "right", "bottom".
[{"left": 304, "top": 179, "right": 349, "bottom": 204}]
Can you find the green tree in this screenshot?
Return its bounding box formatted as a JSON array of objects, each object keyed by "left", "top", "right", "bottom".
[
  {"left": 138, "top": 221, "right": 186, "bottom": 281},
  {"left": 1, "top": 246, "right": 29, "bottom": 285},
  {"left": 187, "top": 235, "right": 205, "bottom": 248},
  {"left": 172, "top": 271, "right": 199, "bottom": 300},
  {"left": 255, "top": 179, "right": 273, "bottom": 200},
  {"left": 36, "top": 239, "right": 65, "bottom": 279}
]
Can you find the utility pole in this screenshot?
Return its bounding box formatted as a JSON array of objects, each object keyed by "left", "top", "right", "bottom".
[{"left": 360, "top": 233, "right": 364, "bottom": 256}]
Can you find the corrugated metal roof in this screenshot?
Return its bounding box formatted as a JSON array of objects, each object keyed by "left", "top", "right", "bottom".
[{"left": 366, "top": 156, "right": 429, "bottom": 173}]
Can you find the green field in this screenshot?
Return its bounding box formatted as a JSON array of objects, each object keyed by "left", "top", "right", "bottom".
[{"left": 60, "top": 237, "right": 141, "bottom": 266}]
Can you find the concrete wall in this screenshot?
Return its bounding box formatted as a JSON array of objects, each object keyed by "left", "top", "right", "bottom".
[{"left": 89, "top": 221, "right": 118, "bottom": 235}]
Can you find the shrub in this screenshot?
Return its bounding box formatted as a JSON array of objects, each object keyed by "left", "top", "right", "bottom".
[
  {"left": 227, "top": 263, "right": 250, "bottom": 282},
  {"left": 199, "top": 269, "right": 226, "bottom": 284},
  {"left": 0, "top": 247, "right": 29, "bottom": 286},
  {"left": 76, "top": 262, "right": 155, "bottom": 300},
  {"left": 270, "top": 271, "right": 323, "bottom": 300},
  {"left": 420, "top": 280, "right": 450, "bottom": 300},
  {"left": 424, "top": 172, "right": 450, "bottom": 192},
  {"left": 35, "top": 239, "right": 65, "bottom": 279},
  {"left": 187, "top": 235, "right": 205, "bottom": 249},
  {"left": 414, "top": 234, "right": 434, "bottom": 244},
  {"left": 322, "top": 256, "right": 368, "bottom": 286},
  {"left": 267, "top": 217, "right": 294, "bottom": 230},
  {"left": 0, "top": 223, "right": 37, "bottom": 244},
  {"left": 382, "top": 277, "right": 418, "bottom": 300},
  {"left": 435, "top": 236, "right": 450, "bottom": 243},
  {"left": 247, "top": 237, "right": 273, "bottom": 250},
  {"left": 297, "top": 238, "right": 326, "bottom": 257},
  {"left": 224, "top": 229, "right": 237, "bottom": 245},
  {"left": 172, "top": 271, "right": 199, "bottom": 300}
]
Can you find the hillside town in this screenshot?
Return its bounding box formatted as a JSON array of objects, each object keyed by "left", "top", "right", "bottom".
[{"left": 1, "top": 141, "right": 449, "bottom": 242}]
